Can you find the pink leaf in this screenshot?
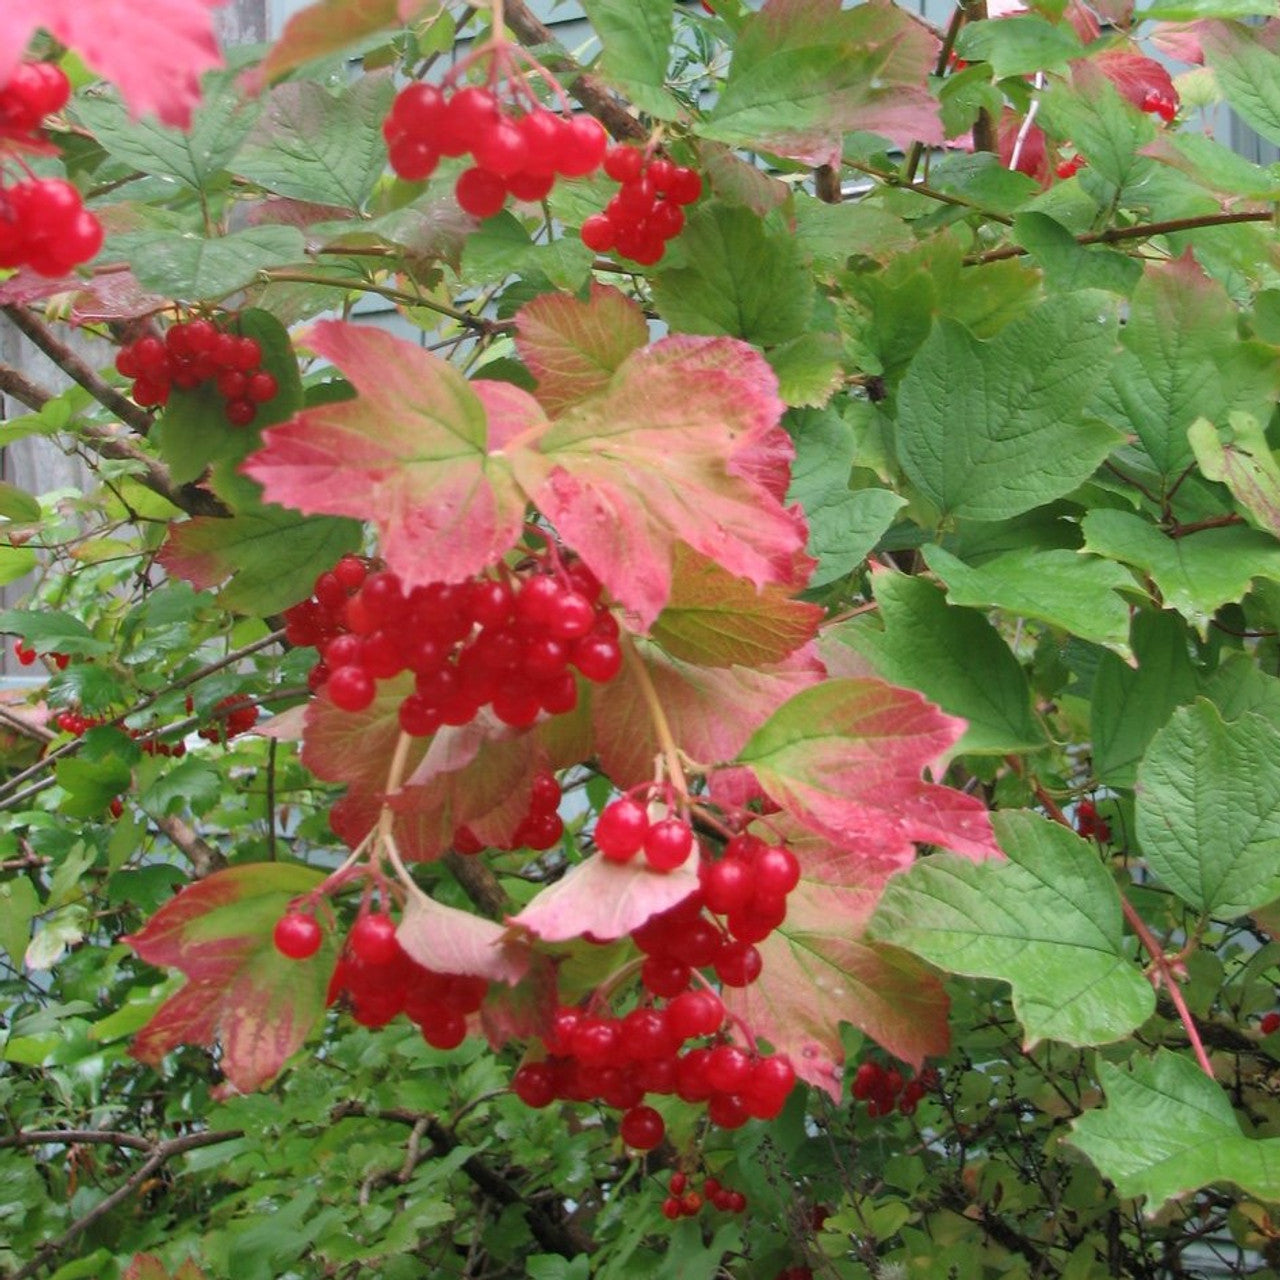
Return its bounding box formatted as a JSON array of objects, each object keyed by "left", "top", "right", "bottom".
[
  {"left": 512, "top": 335, "right": 809, "bottom": 626},
  {"left": 123, "top": 864, "right": 332, "bottom": 1092},
  {"left": 398, "top": 892, "right": 530, "bottom": 984},
  {"left": 514, "top": 284, "right": 650, "bottom": 414},
  {"left": 0, "top": 1, "right": 224, "bottom": 128},
  {"left": 509, "top": 853, "right": 699, "bottom": 943},
  {"left": 737, "top": 677, "right": 1000, "bottom": 863},
  {"left": 594, "top": 637, "right": 824, "bottom": 790},
  {"left": 725, "top": 822, "right": 949, "bottom": 1097},
  {"left": 243, "top": 320, "right": 531, "bottom": 590}
]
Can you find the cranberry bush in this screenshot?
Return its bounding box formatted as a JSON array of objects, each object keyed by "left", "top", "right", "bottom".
[{"left": 1, "top": 0, "right": 1280, "bottom": 1276}]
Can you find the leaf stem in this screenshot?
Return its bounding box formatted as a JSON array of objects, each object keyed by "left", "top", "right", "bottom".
[{"left": 621, "top": 634, "right": 688, "bottom": 800}]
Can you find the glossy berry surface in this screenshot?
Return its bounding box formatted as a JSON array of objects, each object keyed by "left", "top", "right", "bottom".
[{"left": 273, "top": 913, "right": 323, "bottom": 960}]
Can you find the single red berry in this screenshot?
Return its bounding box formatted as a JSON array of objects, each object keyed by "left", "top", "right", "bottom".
[
  {"left": 1261, "top": 1011, "right": 1280, "bottom": 1035},
  {"left": 644, "top": 817, "right": 694, "bottom": 872},
  {"left": 669, "top": 1171, "right": 688, "bottom": 1196},
  {"left": 327, "top": 664, "right": 376, "bottom": 712},
  {"left": 596, "top": 797, "right": 650, "bottom": 861},
  {"left": 274, "top": 912, "right": 323, "bottom": 960},
  {"left": 661, "top": 1196, "right": 682, "bottom": 1221},
  {"left": 14, "top": 640, "right": 35, "bottom": 665},
  {"left": 224, "top": 398, "right": 256, "bottom": 427},
  {"left": 512, "top": 1062, "right": 558, "bottom": 1108},
  {"left": 349, "top": 913, "right": 400, "bottom": 965},
  {"left": 619, "top": 1104, "right": 665, "bottom": 1150}
]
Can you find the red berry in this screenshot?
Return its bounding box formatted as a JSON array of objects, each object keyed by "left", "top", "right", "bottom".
[
  {"left": 666, "top": 166, "right": 703, "bottom": 205},
  {"left": 349, "top": 913, "right": 400, "bottom": 965},
  {"left": 596, "top": 797, "right": 650, "bottom": 861},
  {"left": 619, "top": 1104, "right": 665, "bottom": 1150},
  {"left": 556, "top": 115, "right": 608, "bottom": 177},
  {"left": 327, "top": 664, "right": 376, "bottom": 712},
  {"left": 644, "top": 817, "right": 694, "bottom": 872},
  {"left": 604, "top": 144, "right": 644, "bottom": 183},
  {"left": 512, "top": 1062, "right": 558, "bottom": 1108},
  {"left": 1262, "top": 1012, "right": 1280, "bottom": 1035},
  {"left": 224, "top": 398, "right": 256, "bottom": 427},
  {"left": 274, "top": 912, "right": 323, "bottom": 960}
]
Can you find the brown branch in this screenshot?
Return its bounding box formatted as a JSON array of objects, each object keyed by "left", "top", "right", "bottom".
[
  {"left": 503, "top": 0, "right": 646, "bottom": 142},
  {"left": 2, "top": 304, "right": 154, "bottom": 436},
  {"left": 0, "top": 1128, "right": 154, "bottom": 1152},
  {"left": 966, "top": 210, "right": 1276, "bottom": 265},
  {"left": 0, "top": 358, "right": 229, "bottom": 518},
  {"left": 444, "top": 850, "right": 510, "bottom": 918},
  {"left": 903, "top": 3, "right": 971, "bottom": 184},
  {"left": 961, "top": 0, "right": 996, "bottom": 153},
  {"left": 154, "top": 813, "right": 228, "bottom": 878},
  {"left": 1167, "top": 512, "right": 1243, "bottom": 539},
  {"left": 8, "top": 1129, "right": 243, "bottom": 1280}
]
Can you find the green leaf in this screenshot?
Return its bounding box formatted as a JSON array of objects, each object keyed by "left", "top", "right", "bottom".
[
  {"left": 926, "top": 152, "right": 1042, "bottom": 216},
  {"left": 650, "top": 205, "right": 814, "bottom": 345},
  {"left": 1202, "top": 19, "right": 1280, "bottom": 145},
  {"left": 1068, "top": 1050, "right": 1280, "bottom": 1207},
  {"left": 766, "top": 332, "right": 844, "bottom": 408},
  {"left": 1143, "top": 131, "right": 1280, "bottom": 199},
  {"left": 1013, "top": 212, "right": 1143, "bottom": 295},
  {"left": 140, "top": 758, "right": 225, "bottom": 818},
  {"left": 896, "top": 293, "right": 1122, "bottom": 523},
  {"left": 1090, "top": 608, "right": 1198, "bottom": 789},
  {"left": 1082, "top": 509, "right": 1280, "bottom": 635},
  {"left": 0, "top": 481, "right": 42, "bottom": 522},
  {"left": 0, "top": 876, "right": 39, "bottom": 967},
  {"left": 1137, "top": 699, "right": 1280, "bottom": 916},
  {"left": 923, "top": 542, "right": 1134, "bottom": 657},
  {"left": 55, "top": 755, "right": 132, "bottom": 818},
  {"left": 787, "top": 405, "right": 905, "bottom": 585},
  {"left": 72, "top": 72, "right": 258, "bottom": 190},
  {"left": 0, "top": 609, "right": 112, "bottom": 657},
  {"left": 116, "top": 226, "right": 306, "bottom": 301},
  {"left": 0, "top": 546, "right": 36, "bottom": 586},
  {"left": 836, "top": 573, "right": 1047, "bottom": 754},
  {"left": 699, "top": 0, "right": 943, "bottom": 160},
  {"left": 1140, "top": 0, "right": 1278, "bottom": 16},
  {"left": 1091, "top": 256, "right": 1280, "bottom": 481},
  {"left": 159, "top": 506, "right": 363, "bottom": 615},
  {"left": 580, "top": 0, "right": 681, "bottom": 119},
  {"left": 1040, "top": 67, "right": 1156, "bottom": 192},
  {"left": 791, "top": 199, "right": 915, "bottom": 269},
  {"left": 954, "top": 14, "right": 1084, "bottom": 77},
  {"left": 869, "top": 812, "right": 1157, "bottom": 1047},
  {"left": 232, "top": 72, "right": 396, "bottom": 207},
  {"left": 1189, "top": 412, "right": 1280, "bottom": 537}
]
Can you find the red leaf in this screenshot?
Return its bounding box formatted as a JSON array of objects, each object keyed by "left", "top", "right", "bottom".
[
  {"left": 513, "top": 335, "right": 810, "bottom": 626},
  {"left": 514, "top": 284, "right": 650, "bottom": 414},
  {"left": 724, "top": 822, "right": 949, "bottom": 1097},
  {"left": 509, "top": 853, "right": 699, "bottom": 944},
  {"left": 479, "top": 957, "right": 559, "bottom": 1049},
  {"left": 243, "top": 320, "right": 530, "bottom": 590},
  {"left": 1093, "top": 49, "right": 1178, "bottom": 112},
  {"left": 737, "top": 677, "right": 1000, "bottom": 864},
  {"left": 397, "top": 892, "right": 530, "bottom": 984},
  {"left": 248, "top": 0, "right": 435, "bottom": 91},
  {"left": 0, "top": 0, "right": 224, "bottom": 128},
  {"left": 123, "top": 864, "right": 332, "bottom": 1092},
  {"left": 594, "top": 637, "right": 824, "bottom": 790}
]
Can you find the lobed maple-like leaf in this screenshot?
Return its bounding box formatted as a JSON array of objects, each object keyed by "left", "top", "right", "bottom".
[
  {"left": 243, "top": 320, "right": 529, "bottom": 591},
  {"left": 514, "top": 284, "right": 650, "bottom": 415},
  {"left": 1092, "top": 48, "right": 1178, "bottom": 112},
  {"left": 724, "top": 820, "right": 949, "bottom": 1097},
  {"left": 0, "top": 0, "right": 225, "bottom": 128},
  {"left": 512, "top": 335, "right": 810, "bottom": 627},
  {"left": 509, "top": 853, "right": 699, "bottom": 944},
  {"left": 736, "top": 677, "right": 1000, "bottom": 864},
  {"left": 124, "top": 864, "right": 333, "bottom": 1092},
  {"left": 593, "top": 635, "right": 824, "bottom": 790}
]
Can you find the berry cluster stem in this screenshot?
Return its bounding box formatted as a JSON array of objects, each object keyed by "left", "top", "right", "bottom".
[{"left": 621, "top": 634, "right": 688, "bottom": 800}]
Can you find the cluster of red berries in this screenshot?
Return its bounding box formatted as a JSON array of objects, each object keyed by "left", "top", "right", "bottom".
[
  {"left": 1054, "top": 153, "right": 1086, "bottom": 180},
  {"left": 454, "top": 769, "right": 563, "bottom": 854},
  {"left": 511, "top": 986, "right": 797, "bottom": 1147},
  {"left": 195, "top": 695, "right": 260, "bottom": 743},
  {"left": 275, "top": 908, "right": 488, "bottom": 1050},
  {"left": 0, "top": 62, "right": 103, "bottom": 278},
  {"left": 1141, "top": 89, "right": 1177, "bottom": 123},
  {"left": 660, "top": 1170, "right": 747, "bottom": 1220},
  {"left": 383, "top": 83, "right": 608, "bottom": 218},
  {"left": 851, "top": 1060, "right": 935, "bottom": 1118},
  {"left": 1075, "top": 799, "right": 1111, "bottom": 843},
  {"left": 283, "top": 552, "right": 621, "bottom": 733},
  {"left": 54, "top": 709, "right": 190, "bottom": 757},
  {"left": 580, "top": 146, "right": 703, "bottom": 266},
  {"left": 115, "top": 319, "right": 279, "bottom": 425},
  {"left": 13, "top": 641, "right": 68, "bottom": 669},
  {"left": 595, "top": 789, "right": 695, "bottom": 874}
]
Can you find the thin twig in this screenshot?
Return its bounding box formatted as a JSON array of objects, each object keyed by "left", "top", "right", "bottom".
[
  {"left": 2, "top": 305, "right": 154, "bottom": 436},
  {"left": 10, "top": 1129, "right": 243, "bottom": 1280}
]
